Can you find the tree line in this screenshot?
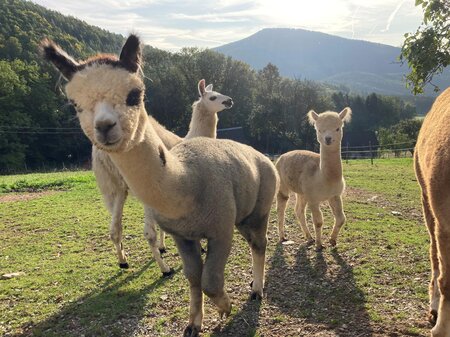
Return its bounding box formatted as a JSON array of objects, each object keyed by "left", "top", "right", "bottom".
[{"left": 0, "top": 0, "right": 419, "bottom": 173}]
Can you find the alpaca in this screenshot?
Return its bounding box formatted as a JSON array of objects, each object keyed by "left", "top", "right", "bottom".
[
  {"left": 41, "top": 35, "right": 278, "bottom": 336},
  {"left": 93, "top": 78, "right": 233, "bottom": 274},
  {"left": 415, "top": 87, "right": 450, "bottom": 337},
  {"left": 276, "top": 108, "right": 351, "bottom": 250}
]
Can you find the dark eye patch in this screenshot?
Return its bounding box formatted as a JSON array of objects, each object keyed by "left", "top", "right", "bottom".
[
  {"left": 209, "top": 96, "right": 217, "bottom": 101},
  {"left": 336, "top": 128, "right": 340, "bottom": 131},
  {"left": 126, "top": 88, "right": 143, "bottom": 106}
]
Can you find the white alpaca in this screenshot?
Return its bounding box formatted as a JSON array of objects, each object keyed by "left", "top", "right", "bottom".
[
  {"left": 41, "top": 35, "right": 278, "bottom": 336},
  {"left": 276, "top": 108, "right": 351, "bottom": 250},
  {"left": 93, "top": 78, "right": 233, "bottom": 275}
]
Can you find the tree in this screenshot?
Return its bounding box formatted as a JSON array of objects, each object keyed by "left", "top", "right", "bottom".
[{"left": 401, "top": 0, "right": 450, "bottom": 94}]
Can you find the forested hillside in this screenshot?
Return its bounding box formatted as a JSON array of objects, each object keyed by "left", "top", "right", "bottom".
[{"left": 0, "top": 0, "right": 417, "bottom": 173}]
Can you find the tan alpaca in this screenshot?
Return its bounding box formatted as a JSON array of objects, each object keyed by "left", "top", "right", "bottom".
[
  {"left": 41, "top": 35, "right": 278, "bottom": 337},
  {"left": 276, "top": 108, "right": 351, "bottom": 250},
  {"left": 93, "top": 78, "right": 233, "bottom": 275},
  {"left": 415, "top": 87, "right": 450, "bottom": 337}
]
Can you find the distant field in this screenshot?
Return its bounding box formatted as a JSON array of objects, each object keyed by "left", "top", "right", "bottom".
[{"left": 0, "top": 158, "right": 431, "bottom": 337}]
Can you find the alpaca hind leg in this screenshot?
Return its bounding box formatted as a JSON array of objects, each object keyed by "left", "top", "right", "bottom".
[
  {"left": 328, "top": 195, "right": 346, "bottom": 247},
  {"left": 143, "top": 206, "right": 172, "bottom": 277},
  {"left": 295, "top": 194, "right": 313, "bottom": 243},
  {"left": 421, "top": 191, "right": 440, "bottom": 324},
  {"left": 107, "top": 191, "right": 128, "bottom": 268},
  {"left": 202, "top": 234, "right": 233, "bottom": 317},
  {"left": 173, "top": 237, "right": 204, "bottom": 337},
  {"left": 429, "top": 199, "right": 450, "bottom": 337},
  {"left": 237, "top": 213, "right": 269, "bottom": 300},
  {"left": 158, "top": 229, "right": 166, "bottom": 253},
  {"left": 276, "top": 189, "right": 289, "bottom": 242},
  {"left": 309, "top": 203, "right": 324, "bottom": 250}
]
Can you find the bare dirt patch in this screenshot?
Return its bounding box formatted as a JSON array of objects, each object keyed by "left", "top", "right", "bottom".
[{"left": 0, "top": 191, "right": 57, "bottom": 203}]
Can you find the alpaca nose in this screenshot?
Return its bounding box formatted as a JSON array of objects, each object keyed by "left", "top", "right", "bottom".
[
  {"left": 95, "top": 120, "right": 116, "bottom": 136},
  {"left": 223, "top": 98, "right": 233, "bottom": 108},
  {"left": 325, "top": 136, "right": 332, "bottom": 145}
]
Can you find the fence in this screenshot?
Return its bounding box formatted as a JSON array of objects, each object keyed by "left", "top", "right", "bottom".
[{"left": 342, "top": 141, "right": 415, "bottom": 164}]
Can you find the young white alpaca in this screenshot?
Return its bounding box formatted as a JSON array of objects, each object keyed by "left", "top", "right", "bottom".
[
  {"left": 276, "top": 108, "right": 351, "bottom": 250},
  {"left": 93, "top": 78, "right": 233, "bottom": 275},
  {"left": 41, "top": 35, "right": 278, "bottom": 337}
]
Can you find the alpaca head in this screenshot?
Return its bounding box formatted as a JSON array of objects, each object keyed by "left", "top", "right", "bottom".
[
  {"left": 308, "top": 107, "right": 352, "bottom": 147},
  {"left": 40, "top": 35, "right": 146, "bottom": 153},
  {"left": 197, "top": 79, "right": 233, "bottom": 113}
]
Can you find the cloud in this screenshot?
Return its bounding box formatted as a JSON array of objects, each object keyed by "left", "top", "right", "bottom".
[{"left": 33, "top": 0, "right": 423, "bottom": 50}]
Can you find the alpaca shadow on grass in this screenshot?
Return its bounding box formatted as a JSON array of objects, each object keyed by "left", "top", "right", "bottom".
[
  {"left": 265, "top": 244, "right": 373, "bottom": 336},
  {"left": 12, "top": 261, "right": 181, "bottom": 337}
]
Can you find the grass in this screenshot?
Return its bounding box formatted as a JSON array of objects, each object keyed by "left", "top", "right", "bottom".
[{"left": 0, "top": 158, "right": 431, "bottom": 336}]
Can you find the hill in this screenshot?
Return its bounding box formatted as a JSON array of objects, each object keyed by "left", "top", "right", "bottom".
[{"left": 214, "top": 28, "right": 450, "bottom": 98}]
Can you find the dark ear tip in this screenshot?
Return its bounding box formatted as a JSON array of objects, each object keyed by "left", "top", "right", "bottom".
[
  {"left": 39, "top": 38, "right": 56, "bottom": 58},
  {"left": 125, "top": 34, "right": 141, "bottom": 48}
]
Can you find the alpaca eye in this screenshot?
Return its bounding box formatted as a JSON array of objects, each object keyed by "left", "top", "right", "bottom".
[
  {"left": 336, "top": 128, "right": 340, "bottom": 131},
  {"left": 126, "top": 88, "right": 143, "bottom": 106},
  {"left": 209, "top": 96, "right": 217, "bottom": 101},
  {"left": 69, "top": 100, "right": 82, "bottom": 113}
]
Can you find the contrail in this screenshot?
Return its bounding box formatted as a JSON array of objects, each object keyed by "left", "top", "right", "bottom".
[{"left": 383, "top": 0, "right": 406, "bottom": 32}]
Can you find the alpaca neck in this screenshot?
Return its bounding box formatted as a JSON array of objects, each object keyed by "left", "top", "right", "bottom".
[
  {"left": 319, "top": 144, "right": 342, "bottom": 182},
  {"left": 108, "top": 110, "right": 192, "bottom": 219},
  {"left": 185, "top": 101, "right": 218, "bottom": 139}
]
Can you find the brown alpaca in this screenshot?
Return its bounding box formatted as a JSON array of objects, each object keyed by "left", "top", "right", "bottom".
[
  {"left": 415, "top": 87, "right": 450, "bottom": 337},
  {"left": 41, "top": 35, "right": 278, "bottom": 337},
  {"left": 276, "top": 108, "right": 351, "bottom": 250}
]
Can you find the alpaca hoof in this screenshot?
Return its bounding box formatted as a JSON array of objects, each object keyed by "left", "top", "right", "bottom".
[
  {"left": 201, "top": 247, "right": 207, "bottom": 255},
  {"left": 279, "top": 236, "right": 288, "bottom": 243},
  {"left": 306, "top": 239, "right": 315, "bottom": 246},
  {"left": 315, "top": 245, "right": 324, "bottom": 252},
  {"left": 329, "top": 238, "right": 337, "bottom": 247},
  {"left": 219, "top": 304, "right": 232, "bottom": 319},
  {"left": 250, "top": 291, "right": 263, "bottom": 301},
  {"left": 119, "top": 262, "right": 129, "bottom": 269},
  {"left": 429, "top": 309, "right": 438, "bottom": 326},
  {"left": 183, "top": 324, "right": 200, "bottom": 337},
  {"left": 162, "top": 268, "right": 175, "bottom": 278},
  {"left": 158, "top": 247, "right": 167, "bottom": 254}
]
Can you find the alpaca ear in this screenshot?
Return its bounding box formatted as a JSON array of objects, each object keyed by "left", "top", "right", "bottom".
[
  {"left": 205, "top": 84, "right": 213, "bottom": 92},
  {"left": 339, "top": 107, "right": 352, "bottom": 123},
  {"left": 40, "top": 38, "right": 79, "bottom": 80},
  {"left": 307, "top": 110, "right": 319, "bottom": 125},
  {"left": 119, "top": 34, "right": 142, "bottom": 73},
  {"left": 198, "top": 79, "right": 206, "bottom": 96}
]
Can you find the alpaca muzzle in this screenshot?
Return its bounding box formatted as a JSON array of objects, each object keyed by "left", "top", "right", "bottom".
[{"left": 223, "top": 98, "right": 233, "bottom": 108}]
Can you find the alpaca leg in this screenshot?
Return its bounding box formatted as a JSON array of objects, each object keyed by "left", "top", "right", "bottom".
[
  {"left": 429, "top": 199, "right": 450, "bottom": 337},
  {"left": 173, "top": 236, "right": 204, "bottom": 337},
  {"left": 202, "top": 234, "right": 233, "bottom": 317},
  {"left": 143, "top": 206, "right": 172, "bottom": 277},
  {"left": 276, "top": 190, "right": 289, "bottom": 242},
  {"left": 294, "top": 194, "right": 313, "bottom": 243},
  {"left": 328, "top": 195, "right": 346, "bottom": 247},
  {"left": 309, "top": 203, "right": 324, "bottom": 250},
  {"left": 237, "top": 213, "right": 269, "bottom": 300},
  {"left": 107, "top": 191, "right": 128, "bottom": 268},
  {"left": 421, "top": 192, "right": 440, "bottom": 324},
  {"left": 158, "top": 229, "right": 166, "bottom": 253}
]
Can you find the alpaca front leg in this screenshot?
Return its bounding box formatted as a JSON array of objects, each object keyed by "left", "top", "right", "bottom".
[
  {"left": 276, "top": 191, "right": 289, "bottom": 242},
  {"left": 202, "top": 236, "right": 233, "bottom": 317},
  {"left": 108, "top": 192, "right": 128, "bottom": 268},
  {"left": 328, "top": 195, "right": 346, "bottom": 247},
  {"left": 173, "top": 237, "right": 204, "bottom": 337},
  {"left": 143, "top": 206, "right": 173, "bottom": 277},
  {"left": 295, "top": 195, "right": 313, "bottom": 244},
  {"left": 309, "top": 204, "right": 324, "bottom": 251}
]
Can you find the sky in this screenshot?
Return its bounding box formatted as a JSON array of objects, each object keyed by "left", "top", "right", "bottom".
[{"left": 33, "top": 0, "right": 424, "bottom": 51}]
